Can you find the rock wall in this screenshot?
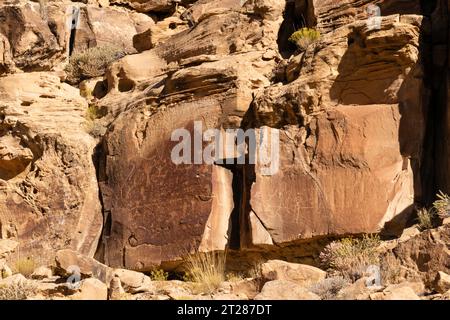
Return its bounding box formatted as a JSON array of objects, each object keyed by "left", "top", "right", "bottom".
[
  {"left": 94, "top": 0, "right": 435, "bottom": 271},
  {"left": 0, "top": 0, "right": 448, "bottom": 272}
]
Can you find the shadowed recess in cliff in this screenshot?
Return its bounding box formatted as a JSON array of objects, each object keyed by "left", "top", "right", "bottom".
[
  {"left": 214, "top": 158, "right": 255, "bottom": 251},
  {"left": 277, "top": 0, "right": 316, "bottom": 58}
]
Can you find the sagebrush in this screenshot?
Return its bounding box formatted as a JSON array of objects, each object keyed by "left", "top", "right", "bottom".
[
  {"left": 65, "top": 45, "right": 125, "bottom": 84},
  {"left": 319, "top": 234, "right": 381, "bottom": 281},
  {"left": 309, "top": 276, "right": 349, "bottom": 300},
  {"left": 288, "top": 28, "right": 321, "bottom": 51}
]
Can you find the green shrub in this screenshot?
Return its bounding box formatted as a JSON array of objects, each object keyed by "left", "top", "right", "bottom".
[
  {"left": 319, "top": 234, "right": 380, "bottom": 281},
  {"left": 288, "top": 28, "right": 321, "bottom": 51},
  {"left": 433, "top": 191, "right": 450, "bottom": 218},
  {"left": 65, "top": 45, "right": 125, "bottom": 84},
  {"left": 149, "top": 269, "right": 169, "bottom": 281}
]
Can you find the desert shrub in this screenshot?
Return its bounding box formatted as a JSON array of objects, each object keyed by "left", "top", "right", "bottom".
[
  {"left": 65, "top": 45, "right": 125, "bottom": 84},
  {"left": 184, "top": 251, "right": 226, "bottom": 293},
  {"left": 14, "top": 258, "right": 36, "bottom": 278},
  {"left": 84, "top": 104, "right": 107, "bottom": 136},
  {"left": 380, "top": 254, "right": 403, "bottom": 285},
  {"left": 319, "top": 234, "right": 381, "bottom": 281},
  {"left": 433, "top": 191, "right": 450, "bottom": 218},
  {"left": 416, "top": 208, "right": 437, "bottom": 231},
  {"left": 0, "top": 280, "right": 37, "bottom": 300},
  {"left": 288, "top": 28, "right": 321, "bottom": 51},
  {"left": 309, "top": 276, "right": 349, "bottom": 300},
  {"left": 149, "top": 269, "right": 169, "bottom": 281},
  {"left": 86, "top": 104, "right": 102, "bottom": 121}
]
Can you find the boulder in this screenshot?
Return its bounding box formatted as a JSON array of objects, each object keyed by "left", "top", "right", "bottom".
[
  {"left": 335, "top": 278, "right": 371, "bottom": 300},
  {"left": 112, "top": 268, "right": 154, "bottom": 293},
  {"left": 230, "top": 278, "right": 262, "bottom": 300},
  {"left": 260, "top": 260, "right": 326, "bottom": 286},
  {"left": 55, "top": 249, "right": 112, "bottom": 284},
  {"left": 108, "top": 275, "right": 125, "bottom": 300},
  {"left": 434, "top": 271, "right": 450, "bottom": 294},
  {"left": 254, "top": 280, "right": 321, "bottom": 300},
  {"left": 370, "top": 285, "right": 420, "bottom": 300},
  {"left": 72, "top": 278, "right": 108, "bottom": 300}
]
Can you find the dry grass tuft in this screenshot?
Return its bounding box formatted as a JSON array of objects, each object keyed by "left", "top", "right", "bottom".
[
  {"left": 184, "top": 251, "right": 226, "bottom": 293},
  {"left": 14, "top": 258, "right": 36, "bottom": 278},
  {"left": 416, "top": 208, "right": 436, "bottom": 231}
]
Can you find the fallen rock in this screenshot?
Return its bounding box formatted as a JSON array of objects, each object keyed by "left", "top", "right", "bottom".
[
  {"left": 335, "top": 278, "right": 371, "bottom": 300},
  {"left": 55, "top": 249, "right": 112, "bottom": 284},
  {"left": 112, "top": 268, "right": 154, "bottom": 293},
  {"left": 152, "top": 280, "right": 197, "bottom": 300},
  {"left": 434, "top": 271, "right": 450, "bottom": 294},
  {"left": 260, "top": 260, "right": 326, "bottom": 286},
  {"left": 254, "top": 280, "right": 321, "bottom": 300},
  {"left": 230, "top": 278, "right": 262, "bottom": 300},
  {"left": 109, "top": 275, "right": 125, "bottom": 300},
  {"left": 72, "top": 278, "right": 108, "bottom": 300},
  {"left": 370, "top": 285, "right": 420, "bottom": 300},
  {"left": 389, "top": 281, "right": 426, "bottom": 296}
]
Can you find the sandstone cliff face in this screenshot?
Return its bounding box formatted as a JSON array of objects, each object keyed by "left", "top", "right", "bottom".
[
  {"left": 94, "top": 0, "right": 434, "bottom": 271},
  {"left": 0, "top": 0, "right": 447, "bottom": 275},
  {"left": 0, "top": 72, "right": 102, "bottom": 264}
]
